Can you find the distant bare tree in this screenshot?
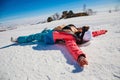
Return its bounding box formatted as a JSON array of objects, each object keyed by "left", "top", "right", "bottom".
[
  {"left": 109, "top": 10, "right": 112, "bottom": 13},
  {"left": 114, "top": 5, "right": 119, "bottom": 12},
  {"left": 67, "top": 10, "right": 74, "bottom": 18},
  {"left": 63, "top": 11, "right": 68, "bottom": 15},
  {"left": 86, "top": 9, "right": 93, "bottom": 15},
  {"left": 52, "top": 13, "right": 61, "bottom": 20},
  {"left": 47, "top": 17, "right": 53, "bottom": 22},
  {"left": 47, "top": 13, "right": 61, "bottom": 22},
  {"left": 61, "top": 11, "right": 68, "bottom": 19},
  {"left": 83, "top": 4, "right": 86, "bottom": 12},
  {"left": 56, "top": 13, "right": 61, "bottom": 20}
]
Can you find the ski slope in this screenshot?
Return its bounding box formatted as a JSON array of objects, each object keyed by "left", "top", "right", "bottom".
[{"left": 0, "top": 11, "right": 120, "bottom": 80}]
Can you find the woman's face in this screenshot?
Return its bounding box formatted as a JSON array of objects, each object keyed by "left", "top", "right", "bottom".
[{"left": 77, "top": 28, "right": 82, "bottom": 32}]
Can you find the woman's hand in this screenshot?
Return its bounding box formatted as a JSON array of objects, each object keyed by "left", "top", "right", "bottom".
[{"left": 78, "top": 56, "right": 88, "bottom": 67}]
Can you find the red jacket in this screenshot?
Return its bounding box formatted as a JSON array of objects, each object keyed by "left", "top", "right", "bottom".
[
  {"left": 53, "top": 31, "right": 86, "bottom": 61},
  {"left": 53, "top": 30, "right": 107, "bottom": 63}
]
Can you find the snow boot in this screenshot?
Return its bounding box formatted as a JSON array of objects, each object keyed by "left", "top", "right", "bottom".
[{"left": 11, "top": 37, "right": 18, "bottom": 43}]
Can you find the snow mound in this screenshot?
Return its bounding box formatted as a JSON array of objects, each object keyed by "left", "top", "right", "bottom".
[{"left": 0, "top": 11, "right": 120, "bottom": 80}]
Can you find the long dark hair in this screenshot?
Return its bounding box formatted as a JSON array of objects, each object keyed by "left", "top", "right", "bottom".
[
  {"left": 76, "top": 26, "right": 90, "bottom": 44},
  {"left": 62, "top": 24, "right": 76, "bottom": 30}
]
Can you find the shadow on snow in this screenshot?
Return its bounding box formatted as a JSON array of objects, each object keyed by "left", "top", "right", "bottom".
[{"left": 0, "top": 41, "right": 91, "bottom": 73}]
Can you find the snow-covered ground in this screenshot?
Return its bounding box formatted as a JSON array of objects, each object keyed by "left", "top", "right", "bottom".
[{"left": 0, "top": 11, "right": 120, "bottom": 80}]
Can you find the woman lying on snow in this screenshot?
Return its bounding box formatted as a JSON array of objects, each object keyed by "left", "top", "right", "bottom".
[{"left": 11, "top": 24, "right": 107, "bottom": 67}]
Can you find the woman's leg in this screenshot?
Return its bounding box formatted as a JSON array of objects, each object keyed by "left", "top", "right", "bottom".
[
  {"left": 17, "top": 33, "right": 43, "bottom": 43},
  {"left": 17, "top": 29, "right": 51, "bottom": 43}
]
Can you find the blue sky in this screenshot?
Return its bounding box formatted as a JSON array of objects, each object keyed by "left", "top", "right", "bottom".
[{"left": 0, "top": 0, "right": 120, "bottom": 21}]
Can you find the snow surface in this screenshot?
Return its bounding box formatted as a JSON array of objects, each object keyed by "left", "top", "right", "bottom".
[{"left": 0, "top": 12, "right": 120, "bottom": 80}]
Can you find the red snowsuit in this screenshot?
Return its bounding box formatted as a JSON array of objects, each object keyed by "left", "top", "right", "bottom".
[
  {"left": 53, "top": 30, "right": 107, "bottom": 63},
  {"left": 53, "top": 31, "right": 86, "bottom": 61}
]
